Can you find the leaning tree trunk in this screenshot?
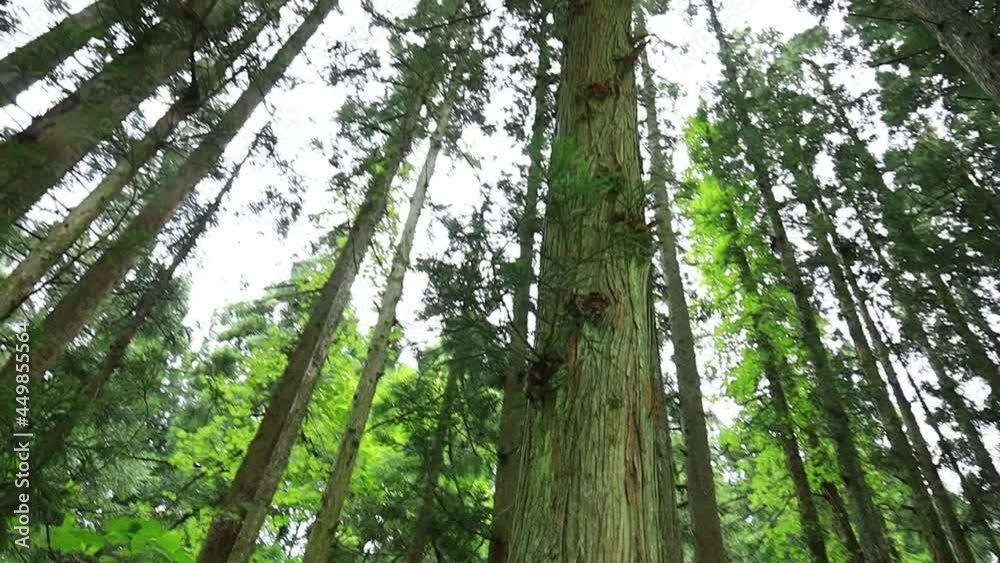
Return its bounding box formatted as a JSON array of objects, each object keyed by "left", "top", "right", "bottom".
[
  {"left": 638, "top": 8, "right": 724, "bottom": 561},
  {"left": 506, "top": 0, "right": 672, "bottom": 561},
  {"left": 0, "top": 0, "right": 244, "bottom": 228},
  {"left": 906, "top": 0, "right": 1000, "bottom": 107},
  {"left": 405, "top": 361, "right": 460, "bottom": 563},
  {"left": 0, "top": 13, "right": 274, "bottom": 321},
  {"left": 34, "top": 143, "right": 251, "bottom": 471},
  {"left": 0, "top": 0, "right": 340, "bottom": 447},
  {"left": 704, "top": 3, "right": 895, "bottom": 560},
  {"left": 793, "top": 169, "right": 957, "bottom": 563},
  {"left": 300, "top": 75, "right": 457, "bottom": 563},
  {"left": 488, "top": 24, "right": 550, "bottom": 563},
  {"left": 0, "top": 0, "right": 120, "bottom": 104}
]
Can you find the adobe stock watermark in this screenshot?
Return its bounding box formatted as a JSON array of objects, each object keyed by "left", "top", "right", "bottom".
[{"left": 10, "top": 320, "right": 32, "bottom": 549}]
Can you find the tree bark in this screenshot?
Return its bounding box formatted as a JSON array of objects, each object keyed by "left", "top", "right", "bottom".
[
  {"left": 301, "top": 75, "right": 457, "bottom": 563},
  {"left": 638, "top": 8, "right": 723, "bottom": 561},
  {"left": 0, "top": 0, "right": 118, "bottom": 104},
  {"left": 0, "top": 0, "right": 243, "bottom": 228},
  {"left": 0, "top": 13, "right": 273, "bottom": 321},
  {"left": 488, "top": 23, "right": 550, "bottom": 563},
  {"left": 506, "top": 0, "right": 671, "bottom": 561},
  {"left": 906, "top": 0, "right": 1000, "bottom": 107},
  {"left": 705, "top": 4, "right": 896, "bottom": 561},
  {"left": 803, "top": 429, "right": 864, "bottom": 563}
]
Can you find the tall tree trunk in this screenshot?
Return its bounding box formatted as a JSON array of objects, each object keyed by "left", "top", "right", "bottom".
[
  {"left": 301, "top": 76, "right": 457, "bottom": 563},
  {"left": 0, "top": 0, "right": 243, "bottom": 228},
  {"left": 0, "top": 0, "right": 337, "bottom": 387},
  {"left": 792, "top": 169, "right": 957, "bottom": 563},
  {"left": 812, "top": 194, "right": 976, "bottom": 563},
  {"left": 196, "top": 33, "right": 439, "bottom": 563},
  {"left": 803, "top": 429, "right": 864, "bottom": 563},
  {"left": 506, "top": 0, "right": 671, "bottom": 561},
  {"left": 0, "top": 13, "right": 273, "bottom": 321},
  {"left": 34, "top": 141, "right": 252, "bottom": 471},
  {"left": 906, "top": 0, "right": 1000, "bottom": 107},
  {"left": 488, "top": 23, "right": 550, "bottom": 563},
  {"left": 705, "top": 4, "right": 896, "bottom": 561},
  {"left": 405, "top": 361, "right": 460, "bottom": 563},
  {"left": 638, "top": 9, "right": 723, "bottom": 561},
  {"left": 0, "top": 0, "right": 119, "bottom": 104},
  {"left": 652, "top": 331, "right": 684, "bottom": 563}
]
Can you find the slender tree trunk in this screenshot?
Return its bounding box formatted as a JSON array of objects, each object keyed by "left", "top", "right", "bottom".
[
  {"left": 301, "top": 76, "right": 457, "bottom": 563},
  {"left": 488, "top": 24, "right": 550, "bottom": 563},
  {"left": 803, "top": 429, "right": 864, "bottom": 563},
  {"left": 0, "top": 0, "right": 119, "bottom": 104},
  {"left": 0, "top": 0, "right": 241, "bottom": 227},
  {"left": 637, "top": 9, "right": 721, "bottom": 563},
  {"left": 959, "top": 287, "right": 1000, "bottom": 357},
  {"left": 792, "top": 170, "right": 956, "bottom": 563},
  {"left": 652, "top": 333, "right": 684, "bottom": 563},
  {"left": 405, "top": 362, "right": 460, "bottom": 563},
  {"left": 705, "top": 4, "right": 896, "bottom": 561},
  {"left": 0, "top": 13, "right": 273, "bottom": 321},
  {"left": 506, "top": 0, "right": 671, "bottom": 561},
  {"left": 0, "top": 0, "right": 337, "bottom": 389},
  {"left": 34, "top": 144, "right": 251, "bottom": 471},
  {"left": 906, "top": 0, "right": 1000, "bottom": 107}
]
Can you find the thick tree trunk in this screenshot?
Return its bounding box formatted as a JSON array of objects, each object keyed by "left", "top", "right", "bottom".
[
  {"left": 793, "top": 174, "right": 956, "bottom": 563},
  {"left": 0, "top": 0, "right": 118, "bottom": 104},
  {"left": 506, "top": 0, "right": 671, "bottom": 561},
  {"left": 488, "top": 26, "right": 550, "bottom": 563},
  {"left": 0, "top": 14, "right": 272, "bottom": 321},
  {"left": 300, "top": 77, "right": 456, "bottom": 563},
  {"left": 0, "top": 0, "right": 242, "bottom": 228},
  {"left": 637, "top": 9, "right": 721, "bottom": 563},
  {"left": 0, "top": 0, "right": 339, "bottom": 389},
  {"left": 705, "top": 4, "right": 895, "bottom": 561},
  {"left": 906, "top": 0, "right": 1000, "bottom": 107},
  {"left": 405, "top": 362, "right": 460, "bottom": 563}
]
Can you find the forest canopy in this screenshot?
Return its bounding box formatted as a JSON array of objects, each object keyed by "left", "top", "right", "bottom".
[{"left": 0, "top": 0, "right": 998, "bottom": 561}]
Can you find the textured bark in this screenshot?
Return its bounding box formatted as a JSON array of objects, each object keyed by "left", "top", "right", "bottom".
[
  {"left": 301, "top": 78, "right": 456, "bottom": 563},
  {"left": 0, "top": 0, "right": 241, "bottom": 227},
  {"left": 638, "top": 8, "right": 722, "bottom": 561},
  {"left": 0, "top": 0, "right": 117, "bottom": 104},
  {"left": 0, "top": 14, "right": 273, "bottom": 321},
  {"left": 652, "top": 339, "right": 684, "bottom": 563},
  {"left": 705, "top": 4, "right": 895, "bottom": 561},
  {"left": 906, "top": 0, "right": 1000, "bottom": 107},
  {"left": 35, "top": 147, "right": 249, "bottom": 471},
  {"left": 488, "top": 26, "right": 550, "bottom": 563},
  {"left": 506, "top": 0, "right": 670, "bottom": 561},
  {"left": 405, "top": 363, "right": 460, "bottom": 563},
  {"left": 793, "top": 173, "right": 956, "bottom": 563},
  {"left": 0, "top": 0, "right": 339, "bottom": 392}
]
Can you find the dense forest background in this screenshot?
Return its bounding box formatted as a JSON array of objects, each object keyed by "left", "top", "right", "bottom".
[{"left": 0, "top": 0, "right": 998, "bottom": 561}]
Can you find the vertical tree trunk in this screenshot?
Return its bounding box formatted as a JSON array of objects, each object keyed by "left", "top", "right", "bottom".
[
  {"left": 637, "top": 8, "right": 721, "bottom": 563},
  {"left": 906, "top": 0, "right": 1000, "bottom": 107},
  {"left": 803, "top": 429, "right": 865, "bottom": 563},
  {"left": 0, "top": 0, "right": 117, "bottom": 104},
  {"left": 301, "top": 76, "right": 457, "bottom": 563},
  {"left": 0, "top": 0, "right": 338, "bottom": 387},
  {"left": 0, "top": 0, "right": 242, "bottom": 227},
  {"left": 488, "top": 23, "right": 550, "bottom": 563},
  {"left": 405, "top": 361, "right": 460, "bottom": 563},
  {"left": 652, "top": 336, "right": 684, "bottom": 563},
  {"left": 705, "top": 4, "right": 896, "bottom": 561},
  {"left": 506, "top": 0, "right": 671, "bottom": 561},
  {"left": 0, "top": 13, "right": 274, "bottom": 321}
]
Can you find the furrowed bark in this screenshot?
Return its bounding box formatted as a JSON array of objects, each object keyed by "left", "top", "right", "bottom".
[
  {"left": 638, "top": 7, "right": 723, "bottom": 561},
  {"left": 506, "top": 0, "right": 671, "bottom": 561},
  {"left": 0, "top": 0, "right": 243, "bottom": 228},
  {"left": 0, "top": 0, "right": 338, "bottom": 387},
  {"left": 300, "top": 75, "right": 457, "bottom": 563},
  {"left": 906, "top": 0, "right": 1000, "bottom": 107},
  {"left": 405, "top": 362, "right": 460, "bottom": 563},
  {"left": 0, "top": 12, "right": 275, "bottom": 321},
  {"left": 0, "top": 0, "right": 119, "bottom": 104},
  {"left": 488, "top": 23, "right": 550, "bottom": 563},
  {"left": 705, "top": 4, "right": 895, "bottom": 560}
]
